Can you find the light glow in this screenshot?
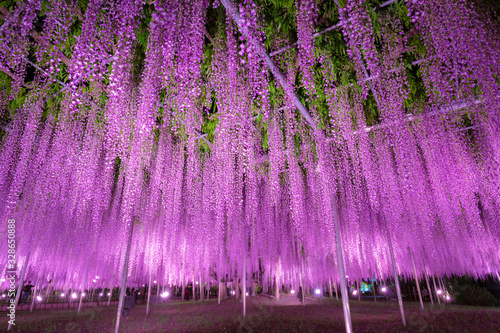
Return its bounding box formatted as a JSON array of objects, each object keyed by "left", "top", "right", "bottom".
[
  {"left": 381, "top": 287, "right": 387, "bottom": 292},
  {"left": 36, "top": 296, "right": 42, "bottom": 301},
  {"left": 290, "top": 290, "right": 295, "bottom": 294},
  {"left": 352, "top": 290, "right": 358, "bottom": 295},
  {"left": 315, "top": 289, "right": 321, "bottom": 295},
  {"left": 437, "top": 289, "right": 443, "bottom": 295},
  {"left": 60, "top": 293, "right": 65, "bottom": 297},
  {"left": 71, "top": 293, "right": 77, "bottom": 299},
  {"left": 161, "top": 292, "right": 169, "bottom": 298}
]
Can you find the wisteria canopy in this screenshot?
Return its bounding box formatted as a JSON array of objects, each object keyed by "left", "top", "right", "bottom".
[{"left": 0, "top": 0, "right": 499, "bottom": 318}]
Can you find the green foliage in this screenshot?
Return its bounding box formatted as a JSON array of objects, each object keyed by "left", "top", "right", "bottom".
[
  {"left": 455, "top": 285, "right": 497, "bottom": 307},
  {"left": 260, "top": 0, "right": 297, "bottom": 50},
  {"left": 256, "top": 284, "right": 263, "bottom": 294},
  {"left": 0, "top": 0, "right": 441, "bottom": 158},
  {"left": 0, "top": 0, "right": 16, "bottom": 11}
]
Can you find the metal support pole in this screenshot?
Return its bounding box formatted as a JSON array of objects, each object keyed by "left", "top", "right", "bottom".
[
  {"left": 218, "top": 280, "right": 221, "bottom": 304},
  {"left": 219, "top": 0, "right": 316, "bottom": 128},
  {"left": 439, "top": 277, "right": 446, "bottom": 293},
  {"left": 275, "top": 273, "right": 279, "bottom": 301},
  {"left": 30, "top": 281, "right": 38, "bottom": 312},
  {"left": 115, "top": 222, "right": 134, "bottom": 333},
  {"left": 439, "top": 277, "right": 446, "bottom": 302},
  {"left": 300, "top": 258, "right": 305, "bottom": 306},
  {"left": 235, "top": 275, "right": 239, "bottom": 300},
  {"left": 356, "top": 280, "right": 361, "bottom": 301},
  {"left": 78, "top": 263, "right": 88, "bottom": 314},
  {"left": 45, "top": 280, "right": 51, "bottom": 304},
  {"left": 387, "top": 231, "right": 406, "bottom": 326},
  {"left": 156, "top": 258, "right": 162, "bottom": 299},
  {"left": 423, "top": 266, "right": 434, "bottom": 306},
  {"left": 192, "top": 275, "right": 196, "bottom": 302},
  {"left": 108, "top": 281, "right": 113, "bottom": 306},
  {"left": 432, "top": 276, "right": 441, "bottom": 305},
  {"left": 333, "top": 279, "right": 338, "bottom": 300},
  {"left": 243, "top": 255, "right": 246, "bottom": 317},
  {"left": 331, "top": 194, "right": 353, "bottom": 333},
  {"left": 200, "top": 276, "right": 204, "bottom": 302},
  {"left": 146, "top": 270, "right": 152, "bottom": 317},
  {"left": 181, "top": 273, "right": 185, "bottom": 302},
  {"left": 410, "top": 250, "right": 424, "bottom": 310}
]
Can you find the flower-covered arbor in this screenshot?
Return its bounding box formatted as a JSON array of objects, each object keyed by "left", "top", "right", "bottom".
[{"left": 0, "top": 0, "right": 499, "bottom": 332}]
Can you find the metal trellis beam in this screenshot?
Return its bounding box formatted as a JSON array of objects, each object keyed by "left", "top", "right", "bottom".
[{"left": 219, "top": 0, "right": 317, "bottom": 129}]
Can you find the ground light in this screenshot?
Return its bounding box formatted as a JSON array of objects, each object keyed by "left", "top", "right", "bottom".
[
  {"left": 36, "top": 296, "right": 42, "bottom": 301},
  {"left": 381, "top": 287, "right": 387, "bottom": 292},
  {"left": 315, "top": 289, "right": 321, "bottom": 295},
  {"left": 71, "top": 293, "right": 77, "bottom": 299},
  {"left": 291, "top": 290, "right": 295, "bottom": 294},
  {"left": 161, "top": 292, "right": 169, "bottom": 298},
  {"left": 352, "top": 290, "right": 358, "bottom": 295}
]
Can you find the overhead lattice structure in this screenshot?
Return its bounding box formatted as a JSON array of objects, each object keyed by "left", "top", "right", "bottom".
[{"left": 0, "top": 0, "right": 499, "bottom": 331}]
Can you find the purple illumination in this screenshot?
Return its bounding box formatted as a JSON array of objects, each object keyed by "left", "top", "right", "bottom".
[{"left": 0, "top": 2, "right": 497, "bottom": 330}]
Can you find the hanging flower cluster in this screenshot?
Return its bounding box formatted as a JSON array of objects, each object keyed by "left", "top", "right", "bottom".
[{"left": 0, "top": 0, "right": 498, "bottom": 296}]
